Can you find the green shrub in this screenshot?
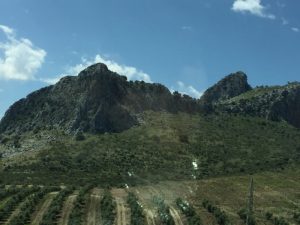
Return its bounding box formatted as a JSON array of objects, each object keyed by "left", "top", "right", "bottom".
[
  {"left": 100, "top": 189, "right": 116, "bottom": 225},
  {"left": 265, "top": 212, "right": 273, "bottom": 220},
  {"left": 293, "top": 212, "right": 300, "bottom": 225},
  {"left": 127, "top": 192, "right": 146, "bottom": 225},
  {"left": 202, "top": 199, "right": 230, "bottom": 225},
  {"left": 68, "top": 185, "right": 93, "bottom": 225},
  {"left": 176, "top": 198, "right": 202, "bottom": 225},
  {"left": 155, "top": 197, "right": 175, "bottom": 225}
]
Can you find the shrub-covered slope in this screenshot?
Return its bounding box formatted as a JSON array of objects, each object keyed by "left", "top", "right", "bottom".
[
  {"left": 0, "top": 111, "right": 299, "bottom": 185},
  {"left": 216, "top": 82, "right": 300, "bottom": 128}
]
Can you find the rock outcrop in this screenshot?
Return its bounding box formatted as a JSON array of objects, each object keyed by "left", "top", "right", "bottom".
[
  {"left": 217, "top": 82, "right": 300, "bottom": 128},
  {"left": 199, "top": 71, "right": 252, "bottom": 107},
  {"left": 0, "top": 63, "right": 200, "bottom": 134}
]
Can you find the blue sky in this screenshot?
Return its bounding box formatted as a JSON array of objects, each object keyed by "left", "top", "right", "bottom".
[{"left": 0, "top": 0, "right": 299, "bottom": 118}]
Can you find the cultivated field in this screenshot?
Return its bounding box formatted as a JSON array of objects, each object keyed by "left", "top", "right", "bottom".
[{"left": 0, "top": 169, "right": 299, "bottom": 225}]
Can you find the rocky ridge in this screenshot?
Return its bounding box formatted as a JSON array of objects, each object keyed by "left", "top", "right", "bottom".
[
  {"left": 0, "top": 63, "right": 200, "bottom": 135},
  {"left": 216, "top": 82, "right": 300, "bottom": 128}
]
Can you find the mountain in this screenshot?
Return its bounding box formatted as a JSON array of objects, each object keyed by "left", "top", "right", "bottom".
[
  {"left": 215, "top": 82, "right": 300, "bottom": 128},
  {"left": 0, "top": 64, "right": 299, "bottom": 185},
  {"left": 199, "top": 71, "right": 252, "bottom": 107},
  {"left": 0, "top": 63, "right": 199, "bottom": 135}
]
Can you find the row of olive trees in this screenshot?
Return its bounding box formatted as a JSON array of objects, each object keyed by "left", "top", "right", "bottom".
[
  {"left": 67, "top": 185, "right": 93, "bottom": 225},
  {"left": 8, "top": 187, "right": 60, "bottom": 225},
  {"left": 153, "top": 196, "right": 175, "bottom": 225},
  {"left": 202, "top": 199, "right": 231, "bottom": 225},
  {"left": 40, "top": 187, "right": 74, "bottom": 225},
  {"left": 176, "top": 198, "right": 202, "bottom": 225},
  {"left": 100, "top": 189, "right": 116, "bottom": 225},
  {"left": 127, "top": 192, "right": 146, "bottom": 225},
  {"left": 0, "top": 186, "right": 40, "bottom": 222}
]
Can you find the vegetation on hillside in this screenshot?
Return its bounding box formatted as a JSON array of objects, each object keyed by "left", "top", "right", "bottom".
[{"left": 0, "top": 111, "right": 299, "bottom": 185}]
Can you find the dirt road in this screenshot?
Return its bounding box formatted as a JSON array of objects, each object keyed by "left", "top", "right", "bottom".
[
  {"left": 85, "top": 188, "right": 102, "bottom": 225},
  {"left": 144, "top": 209, "right": 156, "bottom": 225},
  {"left": 169, "top": 206, "right": 185, "bottom": 225},
  {"left": 31, "top": 192, "right": 58, "bottom": 225},
  {"left": 111, "top": 189, "right": 130, "bottom": 225},
  {"left": 58, "top": 191, "right": 78, "bottom": 225}
]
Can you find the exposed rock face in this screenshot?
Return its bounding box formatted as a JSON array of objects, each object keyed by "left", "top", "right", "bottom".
[
  {"left": 199, "top": 71, "right": 252, "bottom": 106},
  {"left": 0, "top": 63, "right": 200, "bottom": 134},
  {"left": 1, "top": 64, "right": 300, "bottom": 136},
  {"left": 217, "top": 82, "right": 300, "bottom": 128}
]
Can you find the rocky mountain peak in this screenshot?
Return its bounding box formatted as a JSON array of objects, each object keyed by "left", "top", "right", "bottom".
[
  {"left": 0, "top": 63, "right": 200, "bottom": 135},
  {"left": 200, "top": 71, "right": 252, "bottom": 106},
  {"left": 78, "top": 63, "right": 109, "bottom": 77}
]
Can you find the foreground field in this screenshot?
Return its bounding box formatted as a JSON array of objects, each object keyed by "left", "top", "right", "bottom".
[{"left": 0, "top": 169, "right": 299, "bottom": 225}]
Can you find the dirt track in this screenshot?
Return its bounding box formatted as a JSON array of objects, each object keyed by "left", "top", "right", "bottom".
[
  {"left": 144, "top": 209, "right": 156, "bottom": 225},
  {"left": 58, "top": 191, "right": 78, "bottom": 225},
  {"left": 31, "top": 192, "right": 58, "bottom": 225},
  {"left": 169, "top": 206, "right": 184, "bottom": 225},
  {"left": 85, "top": 188, "right": 102, "bottom": 225},
  {"left": 111, "top": 189, "right": 130, "bottom": 225}
]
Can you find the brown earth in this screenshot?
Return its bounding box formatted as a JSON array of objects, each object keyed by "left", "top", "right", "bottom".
[
  {"left": 111, "top": 188, "right": 130, "bottom": 225},
  {"left": 85, "top": 188, "right": 102, "bottom": 225},
  {"left": 58, "top": 191, "right": 78, "bottom": 225}
]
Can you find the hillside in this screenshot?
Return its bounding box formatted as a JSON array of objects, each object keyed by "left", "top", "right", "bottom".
[
  {"left": 216, "top": 82, "right": 300, "bottom": 128},
  {"left": 0, "top": 64, "right": 300, "bottom": 185},
  {"left": 0, "top": 111, "right": 299, "bottom": 185}
]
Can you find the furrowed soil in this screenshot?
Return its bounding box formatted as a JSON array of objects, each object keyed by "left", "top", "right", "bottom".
[
  {"left": 58, "top": 191, "right": 78, "bottom": 225},
  {"left": 111, "top": 188, "right": 130, "bottom": 225},
  {"left": 85, "top": 188, "right": 102, "bottom": 225}
]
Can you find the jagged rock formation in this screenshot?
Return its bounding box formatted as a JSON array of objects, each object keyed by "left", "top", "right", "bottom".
[
  {"left": 1, "top": 65, "right": 300, "bottom": 137},
  {"left": 0, "top": 63, "right": 200, "bottom": 135},
  {"left": 199, "top": 71, "right": 252, "bottom": 106},
  {"left": 216, "top": 82, "right": 300, "bottom": 128}
]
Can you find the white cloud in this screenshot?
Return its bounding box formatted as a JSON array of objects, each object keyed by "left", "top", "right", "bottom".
[
  {"left": 232, "top": 0, "right": 275, "bottom": 19},
  {"left": 66, "top": 54, "right": 152, "bottom": 83},
  {"left": 174, "top": 81, "right": 203, "bottom": 98},
  {"left": 0, "top": 25, "right": 14, "bottom": 36},
  {"left": 40, "top": 76, "right": 64, "bottom": 85},
  {"left": 0, "top": 24, "right": 46, "bottom": 80},
  {"left": 291, "top": 27, "right": 299, "bottom": 33}
]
